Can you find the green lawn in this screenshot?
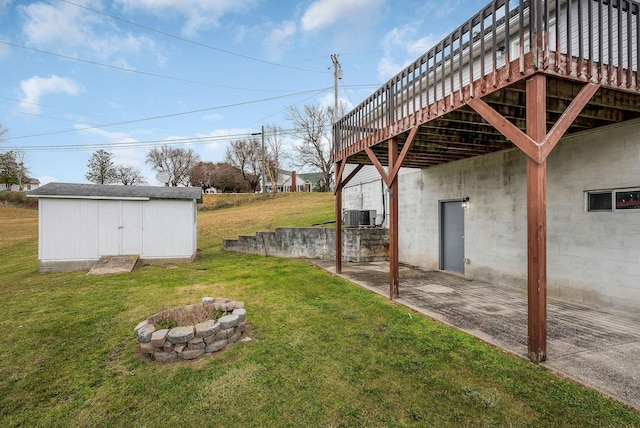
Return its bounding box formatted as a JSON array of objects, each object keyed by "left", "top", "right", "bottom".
[{"left": 1, "top": 194, "right": 639, "bottom": 427}]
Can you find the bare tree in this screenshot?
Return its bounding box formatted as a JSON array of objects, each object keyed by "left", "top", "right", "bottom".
[
  {"left": 287, "top": 103, "right": 332, "bottom": 191},
  {"left": 224, "top": 138, "right": 261, "bottom": 192},
  {"left": 115, "top": 165, "right": 147, "bottom": 186},
  {"left": 13, "top": 150, "right": 29, "bottom": 190},
  {"left": 86, "top": 149, "right": 117, "bottom": 185},
  {"left": 264, "top": 125, "right": 285, "bottom": 193},
  {"left": 146, "top": 145, "right": 200, "bottom": 187}
]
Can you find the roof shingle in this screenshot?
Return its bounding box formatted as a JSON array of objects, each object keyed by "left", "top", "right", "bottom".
[{"left": 28, "top": 182, "right": 202, "bottom": 202}]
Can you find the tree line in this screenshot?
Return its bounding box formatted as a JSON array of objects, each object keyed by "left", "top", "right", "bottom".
[{"left": 84, "top": 102, "right": 338, "bottom": 192}]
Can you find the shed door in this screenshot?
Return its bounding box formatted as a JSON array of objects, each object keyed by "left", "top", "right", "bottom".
[
  {"left": 121, "top": 201, "right": 143, "bottom": 255},
  {"left": 440, "top": 200, "right": 465, "bottom": 274},
  {"left": 98, "top": 201, "right": 143, "bottom": 255}
]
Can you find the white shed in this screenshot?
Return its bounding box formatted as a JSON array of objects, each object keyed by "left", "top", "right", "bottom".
[{"left": 28, "top": 183, "right": 202, "bottom": 272}]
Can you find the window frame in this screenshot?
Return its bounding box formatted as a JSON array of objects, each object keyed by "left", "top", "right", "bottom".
[{"left": 586, "top": 188, "right": 640, "bottom": 212}]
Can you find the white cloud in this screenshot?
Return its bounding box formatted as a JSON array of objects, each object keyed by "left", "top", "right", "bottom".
[
  {"left": 318, "top": 93, "right": 354, "bottom": 114},
  {"left": 115, "top": 0, "right": 258, "bottom": 37},
  {"left": 203, "top": 113, "right": 223, "bottom": 121},
  {"left": 19, "top": 75, "right": 81, "bottom": 114},
  {"left": 301, "top": 0, "right": 382, "bottom": 32},
  {"left": 377, "top": 24, "right": 442, "bottom": 79},
  {"left": 263, "top": 20, "right": 297, "bottom": 61},
  {"left": 18, "top": 0, "right": 158, "bottom": 62}
]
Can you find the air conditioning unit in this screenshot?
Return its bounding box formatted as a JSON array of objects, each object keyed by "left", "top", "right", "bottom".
[
  {"left": 343, "top": 210, "right": 376, "bottom": 227},
  {"left": 359, "top": 209, "right": 376, "bottom": 227},
  {"left": 343, "top": 210, "right": 360, "bottom": 227}
]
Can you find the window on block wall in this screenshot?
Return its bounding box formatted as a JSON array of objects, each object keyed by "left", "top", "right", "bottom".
[{"left": 586, "top": 189, "right": 640, "bottom": 212}]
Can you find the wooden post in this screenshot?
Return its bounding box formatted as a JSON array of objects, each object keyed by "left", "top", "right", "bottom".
[
  {"left": 526, "top": 74, "right": 547, "bottom": 363},
  {"left": 389, "top": 139, "right": 400, "bottom": 299},
  {"left": 469, "top": 77, "right": 598, "bottom": 363},
  {"left": 335, "top": 162, "right": 343, "bottom": 274}
]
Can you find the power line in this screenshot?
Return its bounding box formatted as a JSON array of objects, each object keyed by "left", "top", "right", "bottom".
[
  {"left": 6, "top": 87, "right": 333, "bottom": 140},
  {"left": 58, "top": 0, "right": 329, "bottom": 75},
  {"left": 8, "top": 124, "right": 336, "bottom": 152},
  {"left": 0, "top": 40, "right": 292, "bottom": 93}
]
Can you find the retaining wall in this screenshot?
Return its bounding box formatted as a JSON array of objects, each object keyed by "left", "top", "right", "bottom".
[{"left": 223, "top": 227, "right": 388, "bottom": 262}]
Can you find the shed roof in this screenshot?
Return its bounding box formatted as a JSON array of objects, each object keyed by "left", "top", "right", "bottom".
[{"left": 28, "top": 182, "right": 202, "bottom": 202}]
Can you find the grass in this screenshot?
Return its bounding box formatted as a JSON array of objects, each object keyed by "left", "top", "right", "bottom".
[{"left": 1, "top": 193, "right": 639, "bottom": 427}]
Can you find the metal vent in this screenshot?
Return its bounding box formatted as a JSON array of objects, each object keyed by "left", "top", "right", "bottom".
[{"left": 343, "top": 210, "right": 376, "bottom": 227}]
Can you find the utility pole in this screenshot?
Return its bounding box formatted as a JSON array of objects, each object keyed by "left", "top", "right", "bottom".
[
  {"left": 261, "top": 125, "right": 266, "bottom": 194},
  {"left": 251, "top": 128, "right": 267, "bottom": 193},
  {"left": 330, "top": 54, "right": 342, "bottom": 191},
  {"left": 331, "top": 54, "right": 342, "bottom": 124}
]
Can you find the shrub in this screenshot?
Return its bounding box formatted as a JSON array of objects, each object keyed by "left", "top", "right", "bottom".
[{"left": 0, "top": 191, "right": 38, "bottom": 209}]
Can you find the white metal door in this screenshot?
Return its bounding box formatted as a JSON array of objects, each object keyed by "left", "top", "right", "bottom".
[
  {"left": 98, "top": 201, "right": 121, "bottom": 255},
  {"left": 122, "top": 201, "right": 143, "bottom": 255},
  {"left": 98, "top": 200, "right": 143, "bottom": 255}
]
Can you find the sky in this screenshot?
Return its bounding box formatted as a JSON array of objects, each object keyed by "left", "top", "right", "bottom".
[{"left": 0, "top": 0, "right": 488, "bottom": 186}]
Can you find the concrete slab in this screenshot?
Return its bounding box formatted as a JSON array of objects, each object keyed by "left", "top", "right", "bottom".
[
  {"left": 88, "top": 255, "right": 139, "bottom": 275},
  {"left": 315, "top": 261, "right": 640, "bottom": 412}
]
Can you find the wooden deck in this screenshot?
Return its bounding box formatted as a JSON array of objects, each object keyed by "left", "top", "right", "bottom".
[
  {"left": 333, "top": 0, "right": 640, "bottom": 168},
  {"left": 333, "top": 0, "right": 640, "bottom": 363}
]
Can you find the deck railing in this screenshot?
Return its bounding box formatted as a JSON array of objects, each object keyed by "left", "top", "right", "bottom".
[{"left": 334, "top": 0, "right": 640, "bottom": 157}]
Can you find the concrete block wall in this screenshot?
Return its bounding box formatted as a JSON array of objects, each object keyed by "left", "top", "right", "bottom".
[
  {"left": 342, "top": 120, "right": 640, "bottom": 313},
  {"left": 223, "top": 227, "right": 388, "bottom": 262}
]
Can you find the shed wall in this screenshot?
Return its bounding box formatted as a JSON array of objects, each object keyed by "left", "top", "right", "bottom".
[
  {"left": 38, "top": 197, "right": 197, "bottom": 269},
  {"left": 342, "top": 120, "right": 640, "bottom": 313},
  {"left": 39, "top": 199, "right": 100, "bottom": 261},
  {"left": 141, "top": 199, "right": 197, "bottom": 260}
]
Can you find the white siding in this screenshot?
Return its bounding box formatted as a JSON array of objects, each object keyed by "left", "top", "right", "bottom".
[
  {"left": 39, "top": 199, "right": 99, "bottom": 261},
  {"left": 141, "top": 199, "right": 195, "bottom": 259}
]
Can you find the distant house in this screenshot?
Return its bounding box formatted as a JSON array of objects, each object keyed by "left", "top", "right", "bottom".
[
  {"left": 262, "top": 170, "right": 326, "bottom": 193},
  {"left": 27, "top": 183, "right": 202, "bottom": 273},
  {"left": 0, "top": 178, "right": 40, "bottom": 192}
]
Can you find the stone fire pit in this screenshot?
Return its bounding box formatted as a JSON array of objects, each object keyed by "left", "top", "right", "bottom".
[{"left": 134, "top": 297, "right": 248, "bottom": 362}]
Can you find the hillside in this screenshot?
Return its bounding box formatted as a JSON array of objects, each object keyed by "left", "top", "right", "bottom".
[
  {"left": 198, "top": 192, "right": 335, "bottom": 251},
  {"left": 0, "top": 192, "right": 336, "bottom": 254}
]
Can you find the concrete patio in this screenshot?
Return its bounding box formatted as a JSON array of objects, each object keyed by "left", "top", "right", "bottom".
[{"left": 316, "top": 261, "right": 640, "bottom": 412}]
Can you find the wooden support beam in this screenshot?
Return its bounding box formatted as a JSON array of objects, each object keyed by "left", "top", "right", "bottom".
[
  {"left": 333, "top": 160, "right": 347, "bottom": 195},
  {"left": 389, "top": 126, "right": 418, "bottom": 182},
  {"left": 389, "top": 138, "right": 400, "bottom": 299},
  {"left": 470, "top": 75, "right": 598, "bottom": 363},
  {"left": 526, "top": 74, "right": 547, "bottom": 363},
  {"left": 468, "top": 97, "right": 541, "bottom": 162},
  {"left": 468, "top": 82, "right": 601, "bottom": 166},
  {"left": 341, "top": 164, "right": 365, "bottom": 190},
  {"left": 540, "top": 82, "right": 600, "bottom": 160},
  {"left": 365, "top": 147, "right": 390, "bottom": 186}
]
